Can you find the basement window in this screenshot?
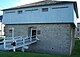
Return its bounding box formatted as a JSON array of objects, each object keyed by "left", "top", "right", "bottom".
[
  {"left": 42, "top": 8, "right": 48, "bottom": 12},
  {"left": 17, "top": 10, "right": 23, "bottom": 14}
]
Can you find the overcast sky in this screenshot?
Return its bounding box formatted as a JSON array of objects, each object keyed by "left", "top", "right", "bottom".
[{"left": 0, "top": 0, "right": 80, "bottom": 22}]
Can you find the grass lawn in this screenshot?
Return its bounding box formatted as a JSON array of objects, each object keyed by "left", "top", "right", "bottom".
[{"left": 0, "top": 40, "right": 80, "bottom": 57}]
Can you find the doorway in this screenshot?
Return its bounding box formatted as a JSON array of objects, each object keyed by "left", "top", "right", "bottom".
[{"left": 31, "top": 29, "right": 37, "bottom": 40}]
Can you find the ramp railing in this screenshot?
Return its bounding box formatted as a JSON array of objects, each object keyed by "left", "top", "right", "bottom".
[{"left": 3, "top": 35, "right": 39, "bottom": 52}]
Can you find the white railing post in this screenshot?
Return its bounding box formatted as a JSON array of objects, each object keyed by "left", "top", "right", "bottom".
[
  {"left": 11, "top": 28, "right": 16, "bottom": 52},
  {"left": 30, "top": 36, "right": 32, "bottom": 41},
  {"left": 11, "top": 28, "right": 14, "bottom": 41},
  {"left": 22, "top": 37, "right": 25, "bottom": 52},
  {"left": 23, "top": 38, "right": 25, "bottom": 45},
  {"left": 4, "top": 37, "right": 6, "bottom": 49},
  {"left": 35, "top": 35, "right": 39, "bottom": 40},
  {"left": 13, "top": 47, "right": 15, "bottom": 52}
]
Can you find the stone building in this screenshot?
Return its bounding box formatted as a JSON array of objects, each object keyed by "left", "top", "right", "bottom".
[{"left": 2, "top": 0, "right": 79, "bottom": 55}]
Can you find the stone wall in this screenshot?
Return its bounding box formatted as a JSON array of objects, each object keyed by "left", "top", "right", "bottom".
[
  {"left": 4, "top": 24, "right": 75, "bottom": 55},
  {"left": 75, "top": 23, "right": 80, "bottom": 38}
]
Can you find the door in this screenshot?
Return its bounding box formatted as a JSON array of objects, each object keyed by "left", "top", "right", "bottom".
[{"left": 31, "top": 29, "right": 36, "bottom": 40}]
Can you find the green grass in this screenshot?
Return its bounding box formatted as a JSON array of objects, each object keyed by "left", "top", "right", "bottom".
[
  {"left": 0, "top": 51, "right": 70, "bottom": 57},
  {"left": 0, "top": 40, "right": 80, "bottom": 57},
  {"left": 72, "top": 40, "right": 80, "bottom": 55}
]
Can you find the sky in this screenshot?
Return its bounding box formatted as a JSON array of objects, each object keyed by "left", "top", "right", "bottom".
[
  {"left": 0, "top": 0, "right": 80, "bottom": 22},
  {"left": 0, "top": 0, "right": 43, "bottom": 15}
]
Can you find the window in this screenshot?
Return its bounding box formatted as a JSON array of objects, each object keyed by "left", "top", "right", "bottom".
[
  {"left": 42, "top": 8, "right": 48, "bottom": 12},
  {"left": 25, "top": 9, "right": 38, "bottom": 12},
  {"left": 37, "top": 30, "right": 41, "bottom": 35},
  {"left": 52, "top": 6, "right": 68, "bottom": 9},
  {"left": 17, "top": 10, "right": 23, "bottom": 14},
  {"left": 5, "top": 11, "right": 15, "bottom": 14},
  {"left": 77, "top": 28, "right": 79, "bottom": 31}
]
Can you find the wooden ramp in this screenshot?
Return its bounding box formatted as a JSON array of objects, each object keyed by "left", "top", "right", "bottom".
[
  {"left": 2, "top": 36, "right": 39, "bottom": 52},
  {"left": 0, "top": 28, "right": 39, "bottom": 51}
]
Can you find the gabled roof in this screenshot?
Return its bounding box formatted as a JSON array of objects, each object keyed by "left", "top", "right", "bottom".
[{"left": 2, "top": 0, "right": 79, "bottom": 18}]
